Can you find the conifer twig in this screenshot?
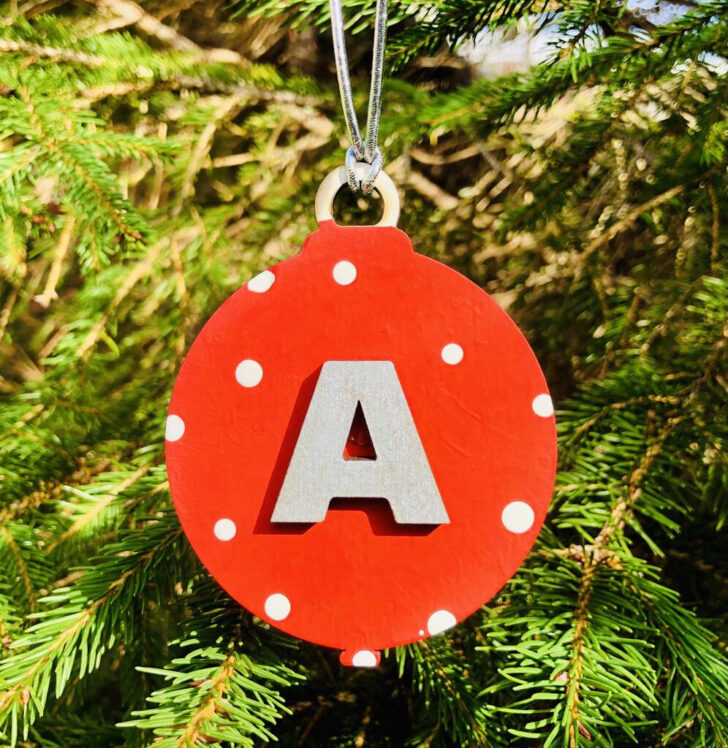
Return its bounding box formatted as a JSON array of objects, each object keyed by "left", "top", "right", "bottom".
[
  {"left": 0, "top": 526, "right": 35, "bottom": 612},
  {"left": 178, "top": 652, "right": 237, "bottom": 745},
  {"left": 77, "top": 242, "right": 165, "bottom": 358},
  {"left": 47, "top": 464, "right": 150, "bottom": 552},
  {"left": 33, "top": 215, "right": 75, "bottom": 309},
  {"left": 174, "top": 96, "right": 242, "bottom": 213}
]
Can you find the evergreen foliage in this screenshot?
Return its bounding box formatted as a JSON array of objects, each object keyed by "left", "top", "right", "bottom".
[{"left": 0, "top": 0, "right": 727, "bottom": 745}]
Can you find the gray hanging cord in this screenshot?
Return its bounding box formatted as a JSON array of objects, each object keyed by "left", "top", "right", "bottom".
[{"left": 330, "top": 0, "right": 387, "bottom": 194}]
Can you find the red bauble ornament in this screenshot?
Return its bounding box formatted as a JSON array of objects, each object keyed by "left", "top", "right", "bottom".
[{"left": 166, "top": 168, "right": 556, "bottom": 666}]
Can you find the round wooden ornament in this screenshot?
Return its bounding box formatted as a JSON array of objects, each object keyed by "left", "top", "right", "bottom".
[{"left": 166, "top": 165, "right": 557, "bottom": 666}]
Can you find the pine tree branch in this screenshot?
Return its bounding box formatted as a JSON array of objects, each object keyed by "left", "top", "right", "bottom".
[
  {"left": 46, "top": 464, "right": 150, "bottom": 552},
  {"left": 174, "top": 95, "right": 243, "bottom": 214},
  {"left": 0, "top": 145, "right": 40, "bottom": 191},
  {"left": 0, "top": 519, "right": 186, "bottom": 739},
  {"left": 0, "top": 453, "right": 113, "bottom": 526},
  {"left": 178, "top": 652, "right": 237, "bottom": 745},
  {"left": 15, "top": 85, "right": 150, "bottom": 258},
  {"left": 567, "top": 393, "right": 683, "bottom": 443},
  {"left": 617, "top": 567, "right": 728, "bottom": 743},
  {"left": 400, "top": 635, "right": 491, "bottom": 746},
  {"left": 566, "top": 558, "right": 597, "bottom": 748},
  {"left": 419, "top": 1, "right": 728, "bottom": 136},
  {"left": 122, "top": 584, "right": 299, "bottom": 747},
  {"left": 595, "top": 415, "right": 685, "bottom": 549},
  {"left": 418, "top": 638, "right": 489, "bottom": 747},
  {"left": 0, "top": 403, "right": 44, "bottom": 443},
  {"left": 77, "top": 241, "right": 165, "bottom": 359},
  {"left": 560, "top": 336, "right": 723, "bottom": 741},
  {"left": 0, "top": 526, "right": 35, "bottom": 614}
]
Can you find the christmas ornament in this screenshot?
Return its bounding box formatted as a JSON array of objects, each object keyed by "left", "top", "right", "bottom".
[{"left": 166, "top": 0, "right": 556, "bottom": 667}]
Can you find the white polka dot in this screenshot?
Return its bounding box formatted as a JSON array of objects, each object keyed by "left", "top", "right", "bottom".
[
  {"left": 165, "top": 414, "right": 185, "bottom": 441},
  {"left": 264, "top": 593, "right": 291, "bottom": 621},
  {"left": 214, "top": 518, "right": 236, "bottom": 541},
  {"left": 333, "top": 260, "right": 357, "bottom": 285},
  {"left": 418, "top": 629, "right": 425, "bottom": 636},
  {"left": 352, "top": 650, "right": 378, "bottom": 667},
  {"left": 501, "top": 501, "right": 535, "bottom": 534},
  {"left": 248, "top": 270, "right": 275, "bottom": 293},
  {"left": 532, "top": 394, "right": 554, "bottom": 417},
  {"left": 235, "top": 359, "right": 263, "bottom": 387},
  {"left": 441, "top": 343, "right": 464, "bottom": 365},
  {"left": 427, "top": 610, "right": 456, "bottom": 635}
]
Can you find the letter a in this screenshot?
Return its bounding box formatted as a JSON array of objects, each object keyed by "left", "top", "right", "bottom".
[{"left": 271, "top": 361, "right": 449, "bottom": 525}]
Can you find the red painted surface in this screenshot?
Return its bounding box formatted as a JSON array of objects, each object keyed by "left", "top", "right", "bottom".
[{"left": 166, "top": 221, "right": 557, "bottom": 658}]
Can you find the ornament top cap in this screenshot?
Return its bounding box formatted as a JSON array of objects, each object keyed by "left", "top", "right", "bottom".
[{"left": 315, "top": 164, "right": 400, "bottom": 228}]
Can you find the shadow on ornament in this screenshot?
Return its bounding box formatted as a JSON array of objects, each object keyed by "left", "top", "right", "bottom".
[
  {"left": 327, "top": 497, "right": 437, "bottom": 536},
  {"left": 254, "top": 367, "right": 321, "bottom": 536}
]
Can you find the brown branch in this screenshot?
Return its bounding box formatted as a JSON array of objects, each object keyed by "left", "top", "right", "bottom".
[
  {"left": 174, "top": 95, "right": 242, "bottom": 214},
  {"left": 33, "top": 215, "right": 75, "bottom": 309},
  {"left": 708, "top": 181, "right": 720, "bottom": 271},
  {"left": 567, "top": 559, "right": 596, "bottom": 748},
  {"left": 297, "top": 701, "right": 328, "bottom": 746},
  {"left": 0, "top": 38, "right": 107, "bottom": 65},
  {"left": 410, "top": 145, "right": 481, "bottom": 166},
  {"left": 408, "top": 170, "right": 459, "bottom": 211},
  {"left": 76, "top": 76, "right": 320, "bottom": 109},
  {"left": 93, "top": 0, "right": 247, "bottom": 66},
  {"left": 0, "top": 287, "right": 19, "bottom": 346},
  {"left": 583, "top": 184, "right": 684, "bottom": 259}
]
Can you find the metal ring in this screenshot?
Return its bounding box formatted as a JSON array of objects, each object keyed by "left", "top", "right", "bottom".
[
  {"left": 345, "top": 146, "right": 383, "bottom": 194},
  {"left": 315, "top": 164, "right": 400, "bottom": 227}
]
